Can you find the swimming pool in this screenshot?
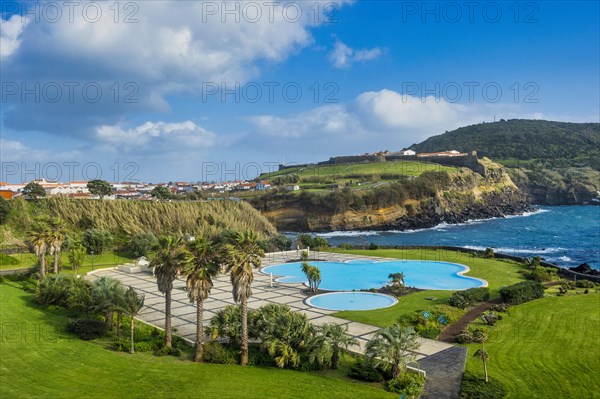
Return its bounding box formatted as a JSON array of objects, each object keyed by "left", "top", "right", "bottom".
[
  {"left": 306, "top": 292, "right": 398, "bottom": 311},
  {"left": 262, "top": 259, "right": 486, "bottom": 291}
]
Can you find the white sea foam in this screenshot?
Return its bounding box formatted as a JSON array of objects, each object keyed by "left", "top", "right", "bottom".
[{"left": 464, "top": 245, "right": 565, "bottom": 255}]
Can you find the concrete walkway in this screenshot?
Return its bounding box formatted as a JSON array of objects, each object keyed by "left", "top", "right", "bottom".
[{"left": 89, "top": 250, "right": 465, "bottom": 398}]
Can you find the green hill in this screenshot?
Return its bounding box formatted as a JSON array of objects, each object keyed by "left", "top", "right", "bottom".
[{"left": 409, "top": 120, "right": 600, "bottom": 204}]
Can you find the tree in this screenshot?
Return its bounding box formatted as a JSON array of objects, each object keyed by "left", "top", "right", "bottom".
[
  {"left": 22, "top": 181, "right": 46, "bottom": 199},
  {"left": 27, "top": 220, "right": 50, "bottom": 278},
  {"left": 308, "top": 323, "right": 357, "bottom": 369},
  {"left": 47, "top": 218, "right": 66, "bottom": 274},
  {"left": 484, "top": 248, "right": 495, "bottom": 259},
  {"left": 473, "top": 343, "right": 491, "bottom": 383},
  {"left": 68, "top": 242, "right": 87, "bottom": 270},
  {"left": 92, "top": 276, "right": 125, "bottom": 331},
  {"left": 224, "top": 230, "right": 265, "bottom": 366},
  {"left": 307, "top": 265, "right": 321, "bottom": 293},
  {"left": 0, "top": 197, "right": 10, "bottom": 225},
  {"left": 127, "top": 233, "right": 158, "bottom": 258},
  {"left": 82, "top": 229, "right": 113, "bottom": 254},
  {"left": 87, "top": 180, "right": 113, "bottom": 199},
  {"left": 388, "top": 272, "right": 406, "bottom": 289},
  {"left": 120, "top": 286, "right": 145, "bottom": 354},
  {"left": 150, "top": 236, "right": 190, "bottom": 349},
  {"left": 262, "top": 309, "right": 314, "bottom": 368},
  {"left": 365, "top": 325, "right": 419, "bottom": 379},
  {"left": 151, "top": 186, "right": 172, "bottom": 200},
  {"left": 184, "top": 237, "right": 221, "bottom": 362}
]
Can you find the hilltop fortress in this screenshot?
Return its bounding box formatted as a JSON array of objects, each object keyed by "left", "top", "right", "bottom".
[{"left": 280, "top": 150, "right": 487, "bottom": 176}]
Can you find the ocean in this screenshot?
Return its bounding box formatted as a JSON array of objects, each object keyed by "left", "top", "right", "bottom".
[{"left": 296, "top": 206, "right": 600, "bottom": 270}]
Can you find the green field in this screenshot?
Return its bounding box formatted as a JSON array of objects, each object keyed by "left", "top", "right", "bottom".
[
  {"left": 464, "top": 293, "right": 600, "bottom": 398},
  {"left": 263, "top": 160, "right": 458, "bottom": 181},
  {"left": 330, "top": 249, "right": 526, "bottom": 327},
  {"left": 0, "top": 251, "right": 136, "bottom": 273},
  {"left": 0, "top": 282, "right": 394, "bottom": 399}
]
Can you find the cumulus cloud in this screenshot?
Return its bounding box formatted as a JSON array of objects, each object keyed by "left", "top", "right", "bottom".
[
  {"left": 245, "top": 89, "right": 495, "bottom": 157},
  {"left": 329, "top": 39, "right": 383, "bottom": 69},
  {"left": 2, "top": 1, "right": 349, "bottom": 137},
  {"left": 0, "top": 15, "right": 28, "bottom": 59},
  {"left": 95, "top": 120, "right": 217, "bottom": 150}
]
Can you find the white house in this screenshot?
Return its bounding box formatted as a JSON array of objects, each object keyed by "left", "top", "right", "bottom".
[{"left": 398, "top": 150, "right": 416, "bottom": 156}]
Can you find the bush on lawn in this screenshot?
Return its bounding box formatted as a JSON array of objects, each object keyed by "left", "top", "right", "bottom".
[
  {"left": 387, "top": 373, "right": 426, "bottom": 396},
  {"left": 460, "top": 372, "right": 508, "bottom": 398},
  {"left": 0, "top": 253, "right": 20, "bottom": 266},
  {"left": 203, "top": 341, "right": 239, "bottom": 365},
  {"left": 499, "top": 281, "right": 545, "bottom": 305},
  {"left": 348, "top": 361, "right": 385, "bottom": 382},
  {"left": 522, "top": 266, "right": 556, "bottom": 282},
  {"left": 67, "top": 318, "right": 108, "bottom": 340},
  {"left": 576, "top": 280, "right": 596, "bottom": 289},
  {"left": 454, "top": 330, "right": 473, "bottom": 344},
  {"left": 449, "top": 287, "right": 490, "bottom": 309}
]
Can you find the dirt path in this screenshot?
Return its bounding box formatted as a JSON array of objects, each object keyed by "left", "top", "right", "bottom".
[{"left": 438, "top": 298, "right": 501, "bottom": 343}]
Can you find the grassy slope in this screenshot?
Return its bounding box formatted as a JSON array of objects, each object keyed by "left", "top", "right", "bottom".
[
  {"left": 0, "top": 283, "right": 394, "bottom": 399},
  {"left": 330, "top": 249, "right": 526, "bottom": 327},
  {"left": 0, "top": 251, "right": 136, "bottom": 272},
  {"left": 464, "top": 293, "right": 600, "bottom": 398},
  {"left": 263, "top": 160, "right": 458, "bottom": 179}
]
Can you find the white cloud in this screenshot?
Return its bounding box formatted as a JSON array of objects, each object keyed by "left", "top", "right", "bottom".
[
  {"left": 95, "top": 120, "right": 217, "bottom": 150},
  {"left": 329, "top": 39, "right": 383, "bottom": 69},
  {"left": 0, "top": 15, "right": 28, "bottom": 59}
]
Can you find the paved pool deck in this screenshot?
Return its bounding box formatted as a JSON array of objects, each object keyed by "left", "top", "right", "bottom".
[{"left": 89, "top": 250, "right": 465, "bottom": 399}]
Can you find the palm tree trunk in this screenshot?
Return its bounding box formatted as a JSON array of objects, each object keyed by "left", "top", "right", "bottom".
[
  {"left": 116, "top": 312, "right": 122, "bottom": 339},
  {"left": 130, "top": 317, "right": 135, "bottom": 354},
  {"left": 240, "top": 298, "right": 249, "bottom": 366},
  {"left": 483, "top": 343, "right": 488, "bottom": 383},
  {"left": 105, "top": 310, "right": 113, "bottom": 330},
  {"left": 195, "top": 298, "right": 204, "bottom": 363},
  {"left": 39, "top": 254, "right": 46, "bottom": 278},
  {"left": 332, "top": 348, "right": 339, "bottom": 370},
  {"left": 53, "top": 250, "right": 60, "bottom": 274},
  {"left": 165, "top": 289, "right": 172, "bottom": 349}
]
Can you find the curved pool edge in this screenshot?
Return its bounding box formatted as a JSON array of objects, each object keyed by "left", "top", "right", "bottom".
[
  {"left": 261, "top": 259, "right": 489, "bottom": 291},
  {"left": 305, "top": 291, "right": 399, "bottom": 311}
]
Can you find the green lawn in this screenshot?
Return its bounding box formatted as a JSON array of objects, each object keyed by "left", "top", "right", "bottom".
[
  {"left": 0, "top": 283, "right": 394, "bottom": 399},
  {"left": 263, "top": 160, "right": 458, "bottom": 180},
  {"left": 330, "top": 249, "right": 526, "bottom": 327},
  {"left": 0, "top": 251, "right": 136, "bottom": 273},
  {"left": 464, "top": 292, "right": 600, "bottom": 398}
]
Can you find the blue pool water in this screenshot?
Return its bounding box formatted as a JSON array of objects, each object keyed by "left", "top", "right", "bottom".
[
  {"left": 262, "top": 259, "right": 485, "bottom": 291},
  {"left": 306, "top": 292, "right": 398, "bottom": 311}
]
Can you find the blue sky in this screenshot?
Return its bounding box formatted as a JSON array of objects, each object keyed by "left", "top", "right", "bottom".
[{"left": 1, "top": 0, "right": 598, "bottom": 183}]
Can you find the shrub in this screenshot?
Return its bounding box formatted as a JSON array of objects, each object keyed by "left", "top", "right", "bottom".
[
  {"left": 460, "top": 372, "right": 508, "bottom": 398},
  {"left": 0, "top": 253, "right": 20, "bottom": 266},
  {"left": 481, "top": 312, "right": 499, "bottom": 326},
  {"left": 202, "top": 342, "right": 238, "bottom": 365},
  {"left": 338, "top": 243, "right": 353, "bottom": 250},
  {"left": 82, "top": 229, "right": 113, "bottom": 254},
  {"left": 348, "top": 361, "right": 384, "bottom": 382},
  {"left": 269, "top": 234, "right": 292, "bottom": 251},
  {"left": 449, "top": 287, "right": 490, "bottom": 309},
  {"left": 489, "top": 303, "right": 509, "bottom": 313},
  {"left": 66, "top": 318, "right": 108, "bottom": 340},
  {"left": 36, "top": 275, "right": 75, "bottom": 307},
  {"left": 576, "top": 280, "right": 596, "bottom": 288},
  {"left": 455, "top": 330, "right": 473, "bottom": 344},
  {"left": 560, "top": 281, "right": 575, "bottom": 290},
  {"left": 523, "top": 266, "right": 556, "bottom": 282},
  {"left": 499, "top": 281, "right": 545, "bottom": 305},
  {"left": 368, "top": 242, "right": 379, "bottom": 250},
  {"left": 127, "top": 233, "right": 158, "bottom": 257},
  {"left": 387, "top": 373, "right": 426, "bottom": 396},
  {"left": 297, "top": 234, "right": 329, "bottom": 249},
  {"left": 483, "top": 248, "right": 494, "bottom": 258}
]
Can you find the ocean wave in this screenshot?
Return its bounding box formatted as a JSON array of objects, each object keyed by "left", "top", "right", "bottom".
[
  {"left": 464, "top": 245, "right": 566, "bottom": 255},
  {"left": 310, "top": 208, "right": 550, "bottom": 238}
]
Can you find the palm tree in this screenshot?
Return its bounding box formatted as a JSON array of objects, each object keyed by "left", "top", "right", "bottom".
[
  {"left": 262, "top": 310, "right": 314, "bottom": 369},
  {"left": 92, "top": 276, "right": 125, "bottom": 330},
  {"left": 28, "top": 222, "right": 49, "bottom": 278},
  {"left": 308, "top": 323, "right": 357, "bottom": 369},
  {"left": 473, "top": 330, "right": 490, "bottom": 383},
  {"left": 150, "top": 236, "right": 190, "bottom": 349},
  {"left": 48, "top": 218, "right": 66, "bottom": 274},
  {"left": 365, "top": 325, "right": 419, "bottom": 379},
  {"left": 307, "top": 266, "right": 321, "bottom": 293},
  {"left": 121, "top": 286, "right": 145, "bottom": 354},
  {"left": 184, "top": 237, "right": 221, "bottom": 362},
  {"left": 224, "top": 230, "right": 265, "bottom": 366},
  {"left": 388, "top": 272, "right": 405, "bottom": 289}
]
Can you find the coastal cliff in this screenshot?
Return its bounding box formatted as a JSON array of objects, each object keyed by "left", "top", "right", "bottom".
[{"left": 257, "top": 160, "right": 531, "bottom": 232}]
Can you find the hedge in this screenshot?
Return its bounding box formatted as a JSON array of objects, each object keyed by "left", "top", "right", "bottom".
[{"left": 499, "top": 281, "right": 545, "bottom": 305}]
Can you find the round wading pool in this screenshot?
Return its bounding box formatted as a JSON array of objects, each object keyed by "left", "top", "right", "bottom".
[{"left": 306, "top": 292, "right": 398, "bottom": 311}]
